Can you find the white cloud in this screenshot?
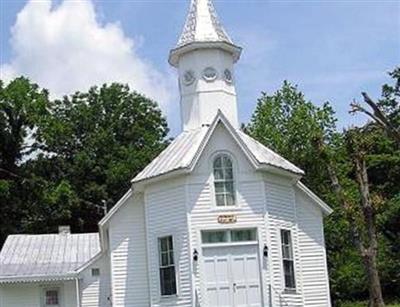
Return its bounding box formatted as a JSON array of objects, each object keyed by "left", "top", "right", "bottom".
[{"left": 0, "top": 0, "right": 175, "bottom": 110}]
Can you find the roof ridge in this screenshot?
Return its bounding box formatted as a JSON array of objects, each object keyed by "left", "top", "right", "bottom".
[{"left": 132, "top": 112, "right": 303, "bottom": 185}]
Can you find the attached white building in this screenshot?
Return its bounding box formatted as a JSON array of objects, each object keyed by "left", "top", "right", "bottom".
[{"left": 0, "top": 0, "right": 332, "bottom": 306}]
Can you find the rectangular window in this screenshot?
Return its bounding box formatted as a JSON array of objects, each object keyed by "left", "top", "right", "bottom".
[
  {"left": 202, "top": 229, "right": 257, "bottom": 244},
  {"left": 44, "top": 289, "right": 59, "bottom": 306},
  {"left": 158, "top": 236, "right": 177, "bottom": 296},
  {"left": 231, "top": 229, "right": 257, "bottom": 242},
  {"left": 280, "top": 229, "right": 296, "bottom": 290},
  {"left": 213, "top": 155, "right": 235, "bottom": 207},
  {"left": 202, "top": 230, "right": 229, "bottom": 243},
  {"left": 91, "top": 268, "right": 100, "bottom": 277}
]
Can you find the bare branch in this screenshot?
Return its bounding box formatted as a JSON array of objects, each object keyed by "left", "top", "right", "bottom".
[
  {"left": 350, "top": 102, "right": 387, "bottom": 127},
  {"left": 0, "top": 167, "right": 20, "bottom": 179},
  {"left": 357, "top": 92, "right": 400, "bottom": 145}
]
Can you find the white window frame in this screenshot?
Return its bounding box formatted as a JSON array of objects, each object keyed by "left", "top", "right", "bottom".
[
  {"left": 201, "top": 228, "right": 258, "bottom": 247},
  {"left": 157, "top": 235, "right": 178, "bottom": 298},
  {"left": 91, "top": 268, "right": 100, "bottom": 277},
  {"left": 279, "top": 229, "right": 296, "bottom": 292},
  {"left": 211, "top": 151, "right": 239, "bottom": 210},
  {"left": 41, "top": 286, "right": 62, "bottom": 307}
]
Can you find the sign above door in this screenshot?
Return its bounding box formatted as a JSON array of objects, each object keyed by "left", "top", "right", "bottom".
[{"left": 217, "top": 214, "right": 237, "bottom": 224}]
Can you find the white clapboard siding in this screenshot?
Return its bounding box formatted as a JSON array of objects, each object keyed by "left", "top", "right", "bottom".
[
  {"left": 80, "top": 254, "right": 111, "bottom": 307},
  {"left": 109, "top": 193, "right": 150, "bottom": 307},
  {"left": 145, "top": 179, "right": 192, "bottom": 307},
  {"left": 187, "top": 124, "right": 269, "bottom": 305},
  {"left": 0, "top": 284, "right": 38, "bottom": 307},
  {"left": 64, "top": 281, "right": 77, "bottom": 307},
  {"left": 296, "top": 189, "right": 331, "bottom": 307},
  {"left": 265, "top": 178, "right": 303, "bottom": 307},
  {"left": 188, "top": 179, "right": 269, "bottom": 305},
  {"left": 0, "top": 281, "right": 76, "bottom": 307}
]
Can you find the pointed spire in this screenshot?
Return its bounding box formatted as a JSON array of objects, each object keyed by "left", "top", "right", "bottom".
[
  {"left": 176, "top": 0, "right": 233, "bottom": 48},
  {"left": 169, "top": 0, "right": 241, "bottom": 67}
]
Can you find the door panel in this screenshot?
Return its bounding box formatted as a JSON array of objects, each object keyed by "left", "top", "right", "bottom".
[
  {"left": 203, "top": 251, "right": 233, "bottom": 307},
  {"left": 231, "top": 246, "right": 262, "bottom": 307},
  {"left": 202, "top": 245, "right": 262, "bottom": 307}
]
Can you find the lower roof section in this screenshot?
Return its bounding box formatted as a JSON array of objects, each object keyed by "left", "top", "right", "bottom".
[{"left": 0, "top": 233, "right": 100, "bottom": 283}]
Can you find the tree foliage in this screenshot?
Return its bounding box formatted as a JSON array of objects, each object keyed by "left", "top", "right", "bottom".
[
  {"left": 246, "top": 81, "right": 337, "bottom": 193},
  {"left": 0, "top": 79, "right": 168, "bottom": 242},
  {"left": 0, "top": 69, "right": 398, "bottom": 306},
  {"left": 0, "top": 77, "right": 50, "bottom": 239},
  {"left": 247, "top": 71, "right": 399, "bottom": 305}
]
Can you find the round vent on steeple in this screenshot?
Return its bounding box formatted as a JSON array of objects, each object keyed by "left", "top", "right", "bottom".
[
  {"left": 203, "top": 67, "right": 218, "bottom": 82},
  {"left": 183, "top": 70, "right": 196, "bottom": 86},
  {"left": 224, "top": 69, "right": 233, "bottom": 84}
]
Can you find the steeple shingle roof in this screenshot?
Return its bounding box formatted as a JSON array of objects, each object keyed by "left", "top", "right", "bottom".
[
  {"left": 169, "top": 0, "right": 241, "bottom": 66},
  {"left": 176, "top": 0, "right": 233, "bottom": 48}
]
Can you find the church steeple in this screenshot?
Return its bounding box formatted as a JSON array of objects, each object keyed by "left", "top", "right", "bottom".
[
  {"left": 169, "top": 0, "right": 242, "bottom": 131},
  {"left": 169, "top": 0, "right": 241, "bottom": 66}
]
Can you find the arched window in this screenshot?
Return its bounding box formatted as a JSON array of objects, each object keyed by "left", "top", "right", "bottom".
[{"left": 213, "top": 154, "right": 235, "bottom": 207}]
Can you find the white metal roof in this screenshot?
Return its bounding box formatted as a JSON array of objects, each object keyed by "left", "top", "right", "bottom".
[
  {"left": 132, "top": 112, "right": 303, "bottom": 184},
  {"left": 236, "top": 130, "right": 303, "bottom": 175},
  {"left": 0, "top": 233, "right": 100, "bottom": 282},
  {"left": 176, "top": 0, "right": 233, "bottom": 48},
  {"left": 133, "top": 126, "right": 209, "bottom": 183}
]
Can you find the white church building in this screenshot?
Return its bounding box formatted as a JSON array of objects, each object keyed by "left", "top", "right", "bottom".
[{"left": 0, "top": 0, "right": 333, "bottom": 306}]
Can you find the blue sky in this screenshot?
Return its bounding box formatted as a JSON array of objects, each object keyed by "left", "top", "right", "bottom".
[{"left": 1, "top": 0, "right": 399, "bottom": 135}]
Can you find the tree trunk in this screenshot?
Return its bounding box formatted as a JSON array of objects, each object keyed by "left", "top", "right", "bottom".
[
  {"left": 363, "top": 249, "right": 385, "bottom": 307},
  {"left": 314, "top": 136, "right": 385, "bottom": 307},
  {"left": 354, "top": 154, "right": 385, "bottom": 307}
]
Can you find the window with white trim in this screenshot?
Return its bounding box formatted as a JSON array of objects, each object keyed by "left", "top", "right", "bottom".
[
  {"left": 280, "top": 229, "right": 296, "bottom": 290},
  {"left": 201, "top": 229, "right": 257, "bottom": 244},
  {"left": 44, "top": 288, "right": 60, "bottom": 306},
  {"left": 213, "top": 154, "right": 235, "bottom": 207},
  {"left": 158, "top": 236, "right": 177, "bottom": 296},
  {"left": 91, "top": 268, "right": 100, "bottom": 277}
]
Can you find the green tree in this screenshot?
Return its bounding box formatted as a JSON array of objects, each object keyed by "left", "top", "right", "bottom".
[
  {"left": 314, "top": 69, "right": 400, "bottom": 306},
  {"left": 246, "top": 80, "right": 337, "bottom": 193},
  {"left": 0, "top": 77, "right": 50, "bottom": 242},
  {"left": 34, "top": 83, "right": 169, "bottom": 232},
  {"left": 247, "top": 76, "right": 400, "bottom": 305},
  {"left": 246, "top": 81, "right": 358, "bottom": 302},
  {"left": 0, "top": 79, "right": 169, "bottom": 243},
  {"left": 0, "top": 77, "right": 49, "bottom": 177}
]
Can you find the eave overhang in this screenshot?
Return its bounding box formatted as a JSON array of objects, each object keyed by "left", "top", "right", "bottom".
[
  {"left": 169, "top": 41, "right": 242, "bottom": 67},
  {"left": 297, "top": 181, "right": 334, "bottom": 216},
  {"left": 0, "top": 274, "right": 77, "bottom": 284}
]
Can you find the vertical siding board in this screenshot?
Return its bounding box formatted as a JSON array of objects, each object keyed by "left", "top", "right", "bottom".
[
  {"left": 109, "top": 193, "right": 150, "bottom": 306},
  {"left": 188, "top": 125, "right": 269, "bottom": 305},
  {"left": 145, "top": 180, "right": 192, "bottom": 307},
  {"left": 79, "top": 254, "right": 111, "bottom": 307},
  {"left": 1, "top": 284, "right": 40, "bottom": 307},
  {"left": 0, "top": 281, "right": 76, "bottom": 307},
  {"left": 265, "top": 179, "right": 303, "bottom": 307},
  {"left": 297, "top": 189, "right": 331, "bottom": 307},
  {"left": 188, "top": 178, "right": 268, "bottom": 305}
]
